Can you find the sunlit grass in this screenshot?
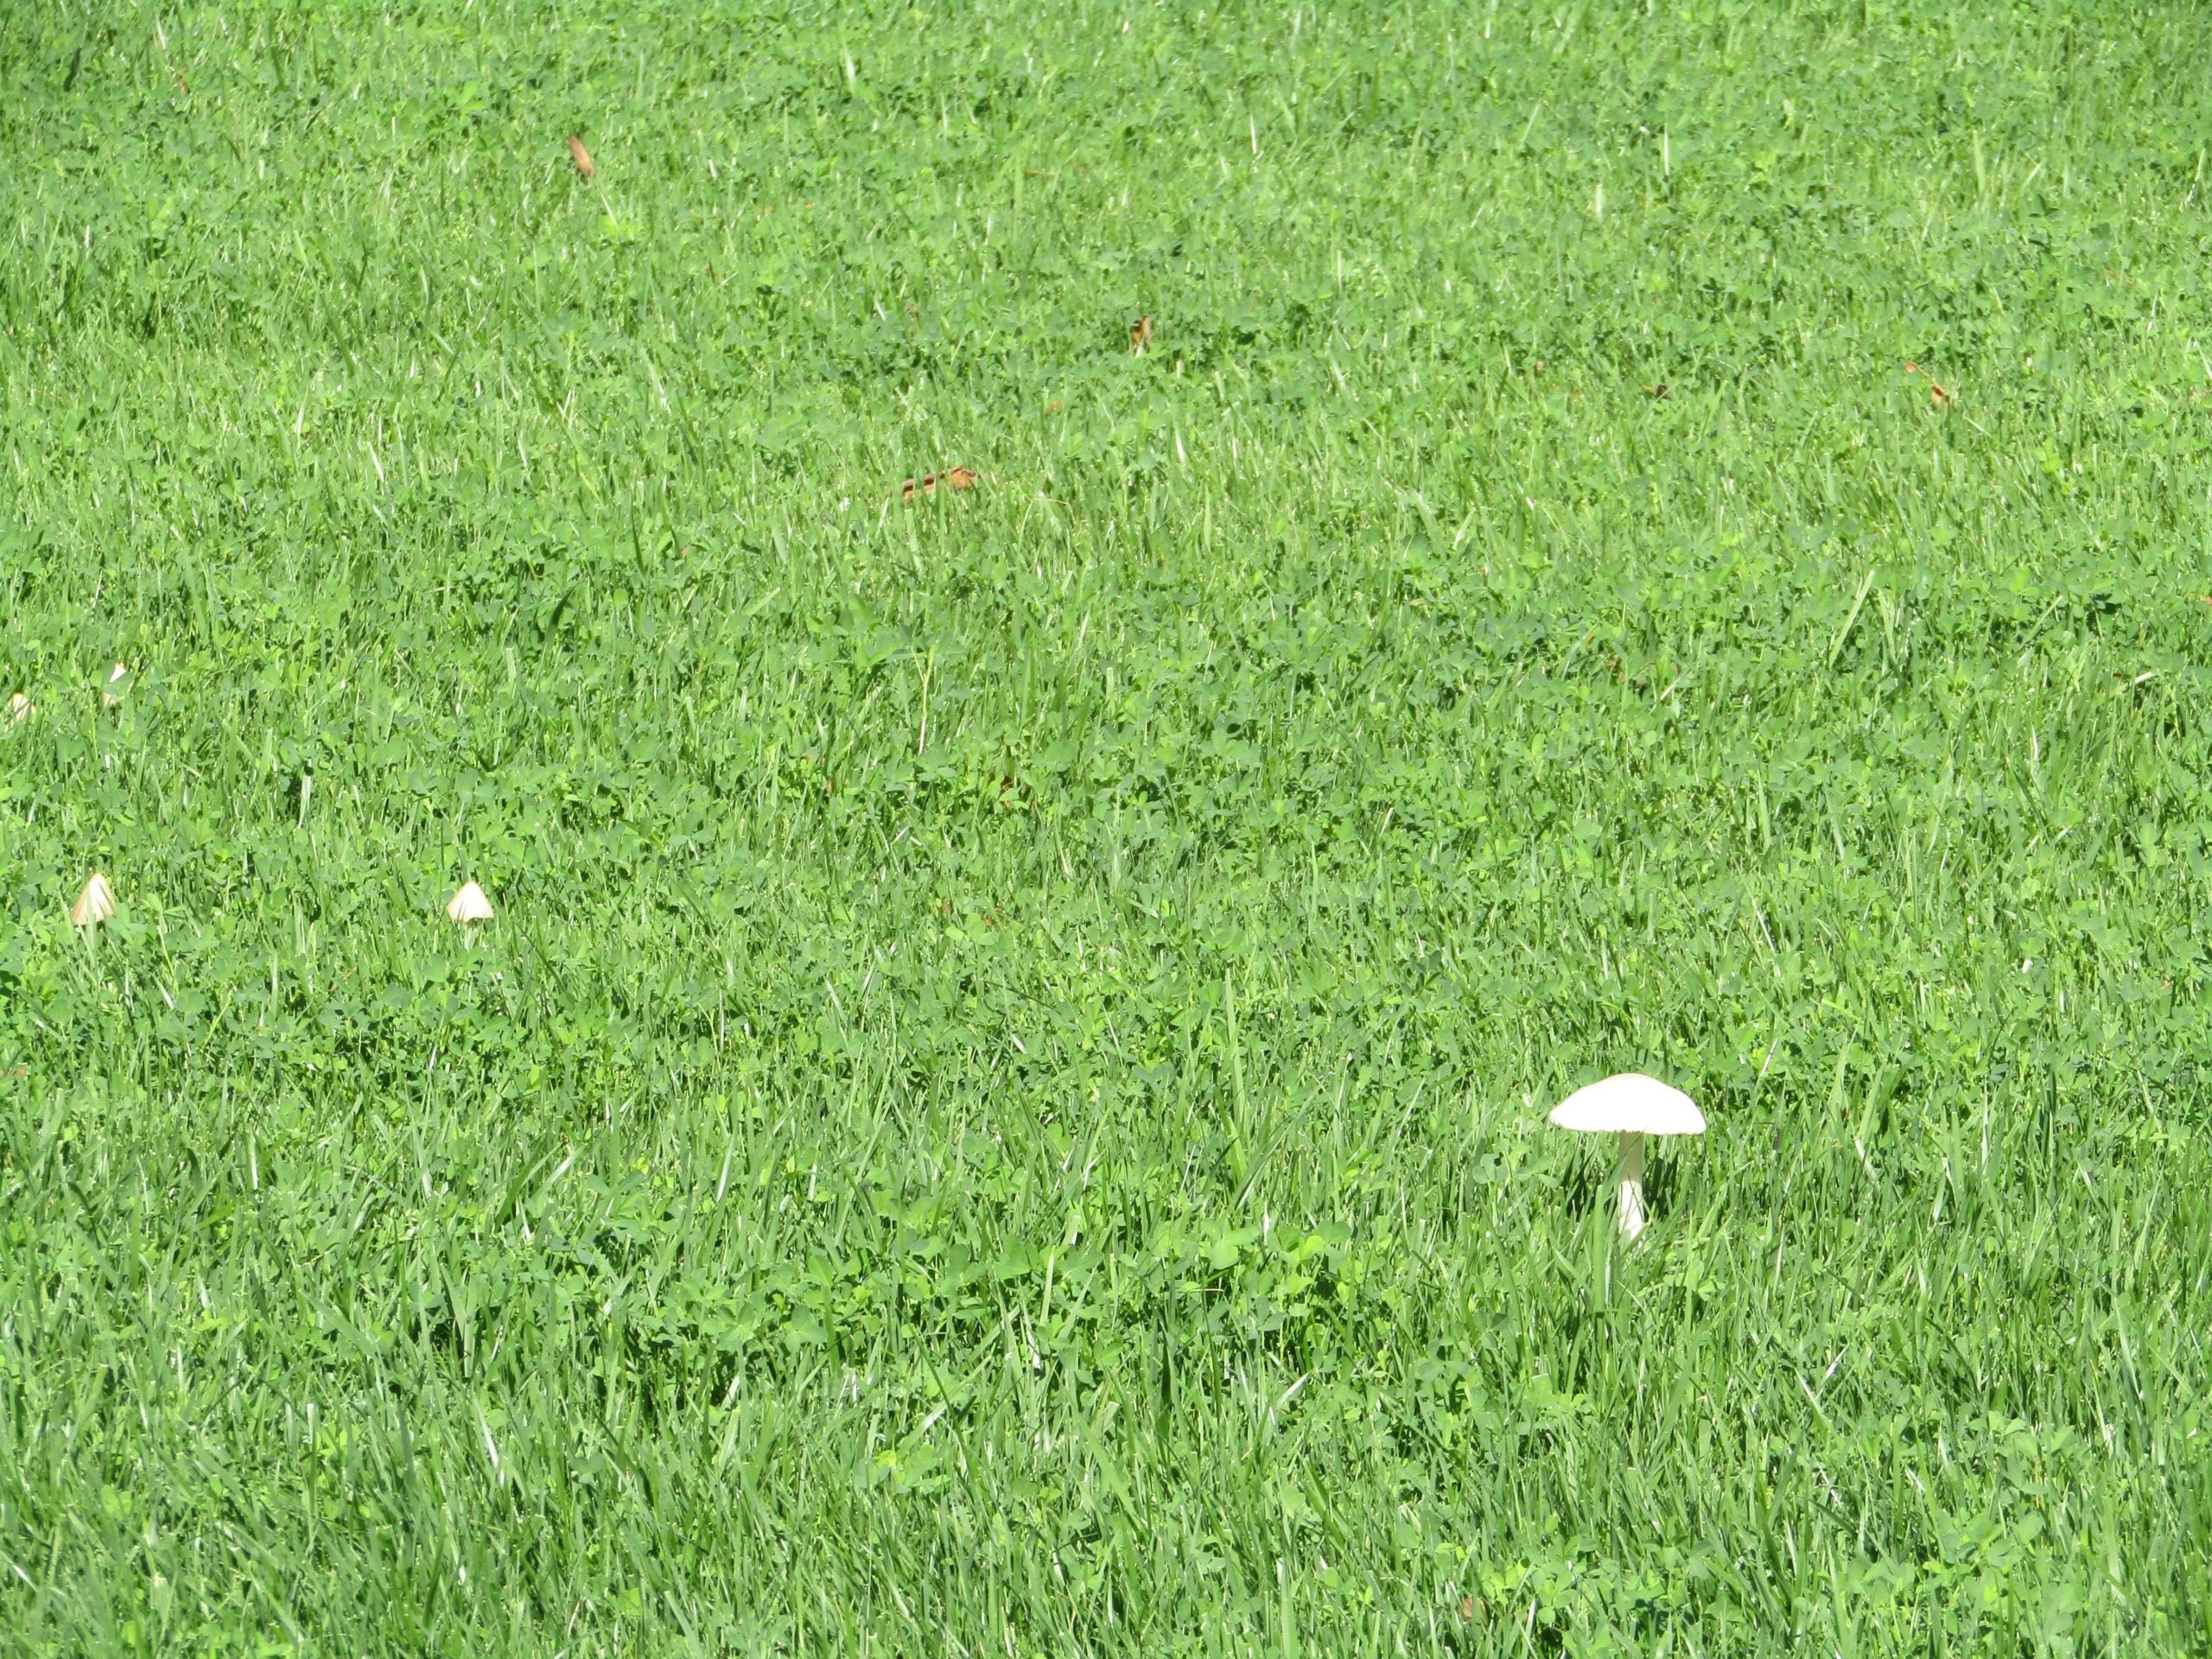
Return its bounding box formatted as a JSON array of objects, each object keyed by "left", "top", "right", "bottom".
[{"left": 3, "top": 2, "right": 2210, "bottom": 1653}]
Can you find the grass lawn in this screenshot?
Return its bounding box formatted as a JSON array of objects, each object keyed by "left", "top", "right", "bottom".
[{"left": 4, "top": 1, "right": 2211, "bottom": 1652}]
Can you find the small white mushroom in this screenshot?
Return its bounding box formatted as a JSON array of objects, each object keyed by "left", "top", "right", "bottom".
[
  {"left": 103, "top": 664, "right": 131, "bottom": 707},
  {"left": 446, "top": 880, "right": 495, "bottom": 924},
  {"left": 1547, "top": 1072, "right": 1705, "bottom": 1239},
  {"left": 5, "top": 692, "right": 29, "bottom": 726},
  {"left": 70, "top": 872, "right": 118, "bottom": 928}
]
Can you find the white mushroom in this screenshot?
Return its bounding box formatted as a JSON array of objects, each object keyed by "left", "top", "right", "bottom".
[
  {"left": 70, "top": 872, "right": 118, "bottom": 928},
  {"left": 446, "top": 880, "right": 495, "bottom": 924},
  {"left": 103, "top": 664, "right": 130, "bottom": 707},
  {"left": 1547, "top": 1072, "right": 1705, "bottom": 1239},
  {"left": 5, "top": 692, "right": 29, "bottom": 726}
]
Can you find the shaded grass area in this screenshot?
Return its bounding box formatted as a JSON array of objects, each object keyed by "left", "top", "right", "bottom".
[{"left": 3, "top": 1, "right": 2211, "bottom": 1652}]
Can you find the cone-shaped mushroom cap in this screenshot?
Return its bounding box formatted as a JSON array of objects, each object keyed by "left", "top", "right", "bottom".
[
  {"left": 5, "top": 692, "right": 29, "bottom": 725},
  {"left": 1548, "top": 1072, "right": 1705, "bottom": 1135},
  {"left": 446, "top": 880, "right": 494, "bottom": 923},
  {"left": 103, "top": 664, "right": 130, "bottom": 706},
  {"left": 70, "top": 872, "right": 118, "bottom": 927}
]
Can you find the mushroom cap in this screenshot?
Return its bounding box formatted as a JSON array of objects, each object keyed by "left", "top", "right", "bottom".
[
  {"left": 1548, "top": 1072, "right": 1705, "bottom": 1136},
  {"left": 70, "top": 872, "right": 118, "bottom": 927},
  {"left": 446, "top": 880, "right": 494, "bottom": 923}
]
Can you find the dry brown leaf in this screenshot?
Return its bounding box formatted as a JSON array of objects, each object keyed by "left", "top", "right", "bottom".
[
  {"left": 568, "top": 135, "right": 596, "bottom": 179},
  {"left": 901, "top": 467, "right": 982, "bottom": 500},
  {"left": 1903, "top": 360, "right": 1952, "bottom": 404},
  {"left": 1130, "top": 315, "right": 1154, "bottom": 353}
]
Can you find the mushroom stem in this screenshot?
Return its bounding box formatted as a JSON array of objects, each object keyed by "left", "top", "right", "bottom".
[{"left": 1616, "top": 1130, "right": 1646, "bottom": 1239}]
